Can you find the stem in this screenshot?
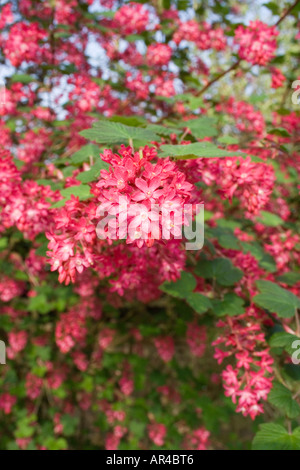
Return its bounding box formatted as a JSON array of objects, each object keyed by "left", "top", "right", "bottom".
[
  {"left": 179, "top": 127, "right": 190, "bottom": 143},
  {"left": 295, "top": 309, "right": 300, "bottom": 336},
  {"left": 193, "top": 0, "right": 299, "bottom": 98},
  {"left": 195, "top": 59, "right": 241, "bottom": 97},
  {"left": 275, "top": 0, "right": 300, "bottom": 26},
  {"left": 292, "top": 389, "right": 300, "bottom": 399}
]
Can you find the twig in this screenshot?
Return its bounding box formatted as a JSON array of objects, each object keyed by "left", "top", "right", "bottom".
[
  {"left": 275, "top": 0, "right": 300, "bottom": 26},
  {"left": 195, "top": 59, "right": 241, "bottom": 97}
]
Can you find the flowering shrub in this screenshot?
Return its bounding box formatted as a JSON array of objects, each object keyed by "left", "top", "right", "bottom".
[{"left": 1, "top": 0, "right": 300, "bottom": 451}]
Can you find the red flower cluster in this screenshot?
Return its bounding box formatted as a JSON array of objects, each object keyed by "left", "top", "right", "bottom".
[
  {"left": 213, "top": 307, "right": 274, "bottom": 419},
  {"left": 173, "top": 20, "right": 227, "bottom": 51},
  {"left": 97, "top": 144, "right": 193, "bottom": 247},
  {"left": 114, "top": 2, "right": 149, "bottom": 34},
  {"left": 4, "top": 22, "right": 47, "bottom": 66},
  {"left": 234, "top": 21, "right": 278, "bottom": 65}
]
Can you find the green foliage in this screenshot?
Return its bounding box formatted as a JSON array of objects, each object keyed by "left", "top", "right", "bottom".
[
  {"left": 80, "top": 121, "right": 159, "bottom": 145},
  {"left": 195, "top": 258, "right": 243, "bottom": 286},
  {"left": 212, "top": 293, "right": 245, "bottom": 317},
  {"left": 76, "top": 159, "right": 109, "bottom": 183},
  {"left": 160, "top": 271, "right": 197, "bottom": 298},
  {"left": 257, "top": 211, "right": 284, "bottom": 227},
  {"left": 268, "top": 382, "right": 300, "bottom": 419},
  {"left": 70, "top": 144, "right": 101, "bottom": 164},
  {"left": 252, "top": 424, "right": 300, "bottom": 450},
  {"left": 52, "top": 184, "right": 91, "bottom": 208},
  {"left": 178, "top": 116, "right": 218, "bottom": 138},
  {"left": 159, "top": 143, "right": 243, "bottom": 159},
  {"left": 254, "top": 280, "right": 300, "bottom": 318}
]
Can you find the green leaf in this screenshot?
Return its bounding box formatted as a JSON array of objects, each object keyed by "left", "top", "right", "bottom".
[
  {"left": 212, "top": 293, "right": 245, "bottom": 317},
  {"left": 11, "top": 74, "right": 34, "bottom": 84},
  {"left": 80, "top": 121, "right": 159, "bottom": 145},
  {"left": 51, "top": 184, "right": 91, "bottom": 208},
  {"left": 145, "top": 124, "right": 180, "bottom": 136},
  {"left": 70, "top": 144, "right": 100, "bottom": 164},
  {"left": 176, "top": 0, "right": 191, "bottom": 10},
  {"left": 186, "top": 292, "right": 212, "bottom": 314},
  {"left": 60, "top": 184, "right": 91, "bottom": 200},
  {"left": 252, "top": 423, "right": 300, "bottom": 450},
  {"left": 277, "top": 272, "right": 300, "bottom": 286},
  {"left": 100, "top": 10, "right": 115, "bottom": 18},
  {"left": 44, "top": 437, "right": 68, "bottom": 451},
  {"left": 109, "top": 115, "right": 147, "bottom": 127},
  {"left": 35, "top": 242, "right": 48, "bottom": 257},
  {"left": 257, "top": 210, "right": 284, "bottom": 227},
  {"left": 160, "top": 271, "right": 197, "bottom": 299},
  {"left": 36, "top": 179, "right": 63, "bottom": 191},
  {"left": 269, "top": 332, "right": 300, "bottom": 355},
  {"left": 0, "top": 237, "right": 8, "bottom": 251},
  {"left": 159, "top": 143, "right": 244, "bottom": 159},
  {"left": 76, "top": 159, "right": 109, "bottom": 183},
  {"left": 248, "top": 93, "right": 268, "bottom": 104},
  {"left": 241, "top": 241, "right": 276, "bottom": 273},
  {"left": 61, "top": 166, "right": 77, "bottom": 178},
  {"left": 51, "top": 199, "right": 67, "bottom": 209},
  {"left": 128, "top": 421, "right": 146, "bottom": 438},
  {"left": 28, "top": 293, "right": 53, "bottom": 314},
  {"left": 218, "top": 136, "right": 239, "bottom": 145},
  {"left": 179, "top": 117, "right": 218, "bottom": 138},
  {"left": 60, "top": 415, "right": 79, "bottom": 436},
  {"left": 269, "top": 127, "right": 291, "bottom": 137},
  {"left": 268, "top": 382, "right": 300, "bottom": 418},
  {"left": 207, "top": 226, "right": 240, "bottom": 250},
  {"left": 54, "top": 31, "right": 72, "bottom": 39},
  {"left": 186, "top": 96, "right": 205, "bottom": 111},
  {"left": 263, "top": 2, "right": 280, "bottom": 15},
  {"left": 254, "top": 280, "right": 300, "bottom": 318},
  {"left": 195, "top": 258, "right": 243, "bottom": 286}
]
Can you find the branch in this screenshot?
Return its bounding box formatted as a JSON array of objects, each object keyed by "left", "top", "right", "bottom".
[
  {"left": 195, "top": 59, "right": 241, "bottom": 97},
  {"left": 194, "top": 0, "right": 300, "bottom": 98},
  {"left": 275, "top": 0, "right": 300, "bottom": 26}
]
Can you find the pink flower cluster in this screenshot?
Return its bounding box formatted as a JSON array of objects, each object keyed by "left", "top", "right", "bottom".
[
  {"left": 4, "top": 22, "right": 47, "bottom": 66},
  {"left": 217, "top": 98, "right": 266, "bottom": 136},
  {"left": 0, "top": 150, "right": 58, "bottom": 239},
  {"left": 271, "top": 67, "right": 286, "bottom": 89},
  {"left": 146, "top": 44, "right": 172, "bottom": 66},
  {"left": 148, "top": 422, "right": 167, "bottom": 446},
  {"left": 234, "top": 21, "right": 278, "bottom": 65},
  {"left": 154, "top": 336, "right": 175, "bottom": 362},
  {"left": 97, "top": 145, "right": 193, "bottom": 247},
  {"left": 183, "top": 427, "right": 210, "bottom": 450},
  {"left": 46, "top": 197, "right": 97, "bottom": 285},
  {"left": 7, "top": 331, "right": 28, "bottom": 359},
  {"left": 186, "top": 322, "right": 206, "bottom": 357},
  {"left": 0, "top": 3, "right": 14, "bottom": 28},
  {"left": 67, "top": 74, "right": 102, "bottom": 112},
  {"left": 114, "top": 3, "right": 149, "bottom": 35},
  {"left": 119, "top": 363, "right": 134, "bottom": 396},
  {"left": 264, "top": 230, "right": 300, "bottom": 271},
  {"left": 0, "top": 393, "right": 16, "bottom": 415},
  {"left": 25, "top": 373, "right": 43, "bottom": 400},
  {"left": 198, "top": 156, "right": 275, "bottom": 216},
  {"left": 157, "top": 385, "right": 181, "bottom": 404},
  {"left": 55, "top": 308, "right": 88, "bottom": 353},
  {"left": 173, "top": 20, "right": 227, "bottom": 51},
  {"left": 213, "top": 307, "right": 274, "bottom": 419},
  {"left": 0, "top": 277, "right": 25, "bottom": 302}
]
